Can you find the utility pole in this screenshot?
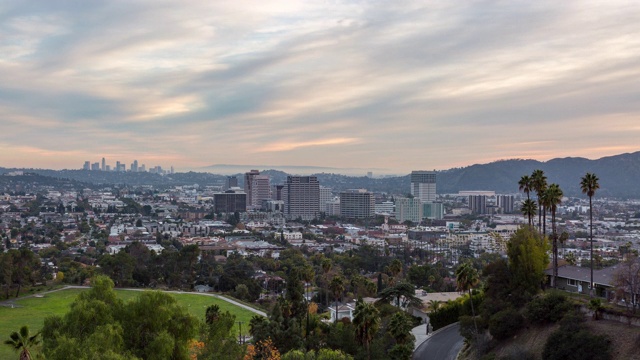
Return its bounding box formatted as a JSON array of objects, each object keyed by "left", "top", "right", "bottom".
[{"left": 238, "top": 321, "right": 244, "bottom": 344}]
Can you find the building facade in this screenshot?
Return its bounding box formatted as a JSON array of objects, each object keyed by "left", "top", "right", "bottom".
[
  {"left": 339, "top": 189, "right": 375, "bottom": 219},
  {"left": 283, "top": 176, "right": 320, "bottom": 220},
  {"left": 410, "top": 171, "right": 437, "bottom": 202}
]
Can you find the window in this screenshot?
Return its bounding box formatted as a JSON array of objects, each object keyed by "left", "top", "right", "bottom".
[{"left": 567, "top": 279, "right": 577, "bottom": 286}]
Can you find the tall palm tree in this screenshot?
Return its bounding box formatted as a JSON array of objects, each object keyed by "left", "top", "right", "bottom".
[
  {"left": 581, "top": 173, "right": 600, "bottom": 296},
  {"left": 531, "top": 170, "right": 547, "bottom": 234},
  {"left": 388, "top": 312, "right": 415, "bottom": 345},
  {"left": 4, "top": 325, "right": 40, "bottom": 360},
  {"left": 321, "top": 258, "right": 332, "bottom": 307},
  {"left": 353, "top": 300, "right": 380, "bottom": 360},
  {"left": 455, "top": 261, "right": 479, "bottom": 334},
  {"left": 521, "top": 199, "right": 537, "bottom": 228},
  {"left": 329, "top": 275, "right": 345, "bottom": 323},
  {"left": 545, "top": 184, "right": 563, "bottom": 288},
  {"left": 518, "top": 175, "right": 533, "bottom": 201}
]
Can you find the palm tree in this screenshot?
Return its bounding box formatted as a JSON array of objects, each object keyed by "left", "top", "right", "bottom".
[
  {"left": 544, "top": 184, "right": 563, "bottom": 288},
  {"left": 531, "top": 169, "right": 547, "bottom": 234},
  {"left": 329, "top": 275, "right": 345, "bottom": 323},
  {"left": 581, "top": 173, "right": 600, "bottom": 296},
  {"left": 4, "top": 325, "right": 40, "bottom": 360},
  {"left": 353, "top": 300, "right": 380, "bottom": 360},
  {"left": 455, "top": 261, "right": 479, "bottom": 334},
  {"left": 387, "top": 311, "right": 415, "bottom": 345},
  {"left": 426, "top": 299, "right": 442, "bottom": 312},
  {"left": 521, "top": 198, "right": 537, "bottom": 228},
  {"left": 518, "top": 175, "right": 533, "bottom": 201},
  {"left": 321, "top": 258, "right": 332, "bottom": 307}
]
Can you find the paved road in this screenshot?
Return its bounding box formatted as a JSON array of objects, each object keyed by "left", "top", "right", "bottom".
[{"left": 413, "top": 323, "right": 463, "bottom": 360}]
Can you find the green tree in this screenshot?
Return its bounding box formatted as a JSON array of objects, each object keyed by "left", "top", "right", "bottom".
[
  {"left": 352, "top": 300, "right": 380, "bottom": 360},
  {"left": 581, "top": 173, "right": 600, "bottom": 295},
  {"left": 455, "top": 261, "right": 479, "bottom": 334},
  {"left": 329, "top": 275, "right": 345, "bottom": 323},
  {"left": 507, "top": 227, "right": 548, "bottom": 304},
  {"left": 200, "top": 308, "right": 245, "bottom": 360},
  {"left": 520, "top": 199, "right": 537, "bottom": 229},
  {"left": 387, "top": 312, "right": 414, "bottom": 346},
  {"left": 4, "top": 325, "right": 40, "bottom": 360},
  {"left": 518, "top": 175, "right": 533, "bottom": 201},
  {"left": 544, "top": 184, "right": 563, "bottom": 288},
  {"left": 531, "top": 169, "right": 547, "bottom": 234},
  {"left": 375, "top": 282, "right": 422, "bottom": 309}
]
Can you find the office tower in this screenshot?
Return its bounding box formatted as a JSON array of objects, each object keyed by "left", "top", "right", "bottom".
[
  {"left": 116, "top": 161, "right": 121, "bottom": 172},
  {"left": 395, "top": 197, "right": 423, "bottom": 223},
  {"left": 131, "top": 160, "right": 138, "bottom": 172},
  {"left": 496, "top": 195, "right": 514, "bottom": 214},
  {"left": 101, "top": 157, "right": 106, "bottom": 171},
  {"left": 422, "top": 202, "right": 444, "bottom": 220},
  {"left": 225, "top": 176, "right": 239, "bottom": 190},
  {"left": 83, "top": 161, "right": 90, "bottom": 170},
  {"left": 319, "top": 186, "right": 332, "bottom": 213},
  {"left": 140, "top": 164, "right": 145, "bottom": 172},
  {"left": 469, "top": 195, "right": 488, "bottom": 214},
  {"left": 91, "top": 162, "right": 100, "bottom": 170},
  {"left": 214, "top": 189, "right": 247, "bottom": 213},
  {"left": 339, "top": 189, "right": 375, "bottom": 219},
  {"left": 271, "top": 184, "right": 284, "bottom": 201},
  {"left": 283, "top": 176, "right": 319, "bottom": 220},
  {"left": 244, "top": 170, "right": 271, "bottom": 209},
  {"left": 106, "top": 165, "right": 111, "bottom": 171},
  {"left": 410, "top": 170, "right": 437, "bottom": 202},
  {"left": 375, "top": 201, "right": 395, "bottom": 215}
]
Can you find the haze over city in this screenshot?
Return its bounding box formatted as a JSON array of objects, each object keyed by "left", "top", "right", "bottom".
[{"left": 2, "top": 1, "right": 640, "bottom": 173}]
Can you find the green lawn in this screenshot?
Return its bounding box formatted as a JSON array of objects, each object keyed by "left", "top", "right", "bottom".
[{"left": 0, "top": 289, "right": 259, "bottom": 360}]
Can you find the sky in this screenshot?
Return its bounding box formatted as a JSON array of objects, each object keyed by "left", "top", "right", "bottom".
[{"left": 1, "top": 1, "right": 640, "bottom": 175}]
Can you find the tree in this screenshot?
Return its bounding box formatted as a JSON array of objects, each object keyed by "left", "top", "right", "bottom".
[
  {"left": 613, "top": 255, "right": 640, "bottom": 314},
  {"left": 544, "top": 184, "right": 563, "bottom": 288},
  {"left": 581, "top": 173, "right": 600, "bottom": 296},
  {"left": 352, "top": 300, "right": 380, "bottom": 360},
  {"left": 321, "top": 259, "right": 332, "bottom": 307},
  {"left": 520, "top": 199, "right": 537, "bottom": 229},
  {"left": 507, "top": 227, "right": 548, "bottom": 305},
  {"left": 4, "top": 325, "right": 40, "bottom": 360},
  {"left": 375, "top": 282, "right": 422, "bottom": 309},
  {"left": 531, "top": 169, "right": 547, "bottom": 234},
  {"left": 329, "top": 275, "right": 345, "bottom": 323},
  {"left": 518, "top": 175, "right": 533, "bottom": 201},
  {"left": 455, "top": 261, "right": 479, "bottom": 334},
  {"left": 387, "top": 312, "right": 414, "bottom": 346},
  {"left": 200, "top": 307, "right": 245, "bottom": 360}
]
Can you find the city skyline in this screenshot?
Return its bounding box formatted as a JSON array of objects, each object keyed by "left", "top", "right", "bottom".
[{"left": 2, "top": 1, "right": 640, "bottom": 173}]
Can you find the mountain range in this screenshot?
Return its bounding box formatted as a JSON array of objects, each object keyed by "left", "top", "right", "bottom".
[{"left": 2, "top": 151, "right": 639, "bottom": 198}]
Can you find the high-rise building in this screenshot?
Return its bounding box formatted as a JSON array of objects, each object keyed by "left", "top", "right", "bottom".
[
  {"left": 395, "top": 197, "right": 423, "bottom": 223},
  {"left": 469, "top": 195, "right": 488, "bottom": 214},
  {"left": 140, "top": 164, "right": 145, "bottom": 172},
  {"left": 271, "top": 184, "right": 284, "bottom": 201},
  {"left": 422, "top": 202, "right": 444, "bottom": 220},
  {"left": 116, "top": 161, "right": 122, "bottom": 172},
  {"left": 283, "top": 176, "right": 319, "bottom": 220},
  {"left": 101, "top": 157, "right": 106, "bottom": 171},
  {"left": 244, "top": 170, "right": 271, "bottom": 209},
  {"left": 214, "top": 189, "right": 247, "bottom": 213},
  {"left": 319, "top": 186, "right": 332, "bottom": 213},
  {"left": 375, "top": 201, "right": 395, "bottom": 215},
  {"left": 225, "top": 176, "right": 238, "bottom": 190},
  {"left": 339, "top": 189, "right": 375, "bottom": 219},
  {"left": 91, "top": 162, "right": 100, "bottom": 171},
  {"left": 131, "top": 160, "right": 138, "bottom": 172},
  {"left": 410, "top": 170, "right": 437, "bottom": 202},
  {"left": 496, "top": 195, "right": 515, "bottom": 214}
]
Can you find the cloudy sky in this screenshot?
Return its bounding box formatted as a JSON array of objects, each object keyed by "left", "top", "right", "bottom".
[{"left": 1, "top": 1, "right": 640, "bottom": 174}]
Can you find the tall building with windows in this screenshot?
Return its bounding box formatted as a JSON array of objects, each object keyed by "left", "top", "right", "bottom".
[
  {"left": 340, "top": 189, "right": 375, "bottom": 219},
  {"left": 282, "top": 176, "right": 319, "bottom": 220},
  {"left": 225, "top": 176, "right": 238, "bottom": 190},
  {"left": 395, "top": 197, "right": 423, "bottom": 223},
  {"left": 319, "top": 186, "right": 332, "bottom": 213},
  {"left": 101, "top": 157, "right": 106, "bottom": 171},
  {"left": 244, "top": 170, "right": 271, "bottom": 210},
  {"left": 410, "top": 171, "right": 437, "bottom": 202},
  {"left": 469, "top": 195, "right": 488, "bottom": 214},
  {"left": 496, "top": 195, "right": 515, "bottom": 213}
]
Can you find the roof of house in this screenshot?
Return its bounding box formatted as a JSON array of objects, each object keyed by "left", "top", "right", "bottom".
[{"left": 544, "top": 264, "right": 620, "bottom": 287}]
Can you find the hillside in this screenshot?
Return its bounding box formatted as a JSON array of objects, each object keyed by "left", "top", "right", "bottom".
[{"left": 3, "top": 151, "right": 639, "bottom": 197}]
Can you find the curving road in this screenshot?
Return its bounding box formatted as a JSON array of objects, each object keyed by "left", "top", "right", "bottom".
[{"left": 413, "top": 323, "right": 463, "bottom": 360}]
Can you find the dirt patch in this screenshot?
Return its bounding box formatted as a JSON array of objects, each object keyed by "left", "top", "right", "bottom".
[{"left": 588, "top": 319, "right": 640, "bottom": 360}]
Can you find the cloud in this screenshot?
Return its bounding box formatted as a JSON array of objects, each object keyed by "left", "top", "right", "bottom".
[{"left": 1, "top": 0, "right": 639, "bottom": 173}]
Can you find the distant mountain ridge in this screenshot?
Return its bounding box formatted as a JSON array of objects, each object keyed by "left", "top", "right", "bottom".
[{"left": 2, "top": 151, "right": 639, "bottom": 198}]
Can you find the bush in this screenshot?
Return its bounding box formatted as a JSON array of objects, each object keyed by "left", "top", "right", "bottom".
[
  {"left": 542, "top": 327, "right": 611, "bottom": 360},
  {"left": 459, "top": 315, "right": 487, "bottom": 341},
  {"left": 489, "top": 308, "right": 523, "bottom": 341},
  {"left": 525, "top": 292, "right": 572, "bottom": 324},
  {"left": 430, "top": 301, "right": 462, "bottom": 330}
]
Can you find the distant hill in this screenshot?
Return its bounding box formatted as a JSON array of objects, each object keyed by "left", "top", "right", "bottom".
[{"left": 2, "top": 151, "right": 639, "bottom": 198}]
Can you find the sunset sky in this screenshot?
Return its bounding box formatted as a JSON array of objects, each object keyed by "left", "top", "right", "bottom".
[{"left": 1, "top": 1, "right": 640, "bottom": 174}]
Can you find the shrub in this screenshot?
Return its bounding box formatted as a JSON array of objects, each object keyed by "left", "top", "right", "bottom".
[
  {"left": 430, "top": 301, "right": 462, "bottom": 330},
  {"left": 525, "top": 292, "right": 572, "bottom": 324},
  {"left": 542, "top": 327, "right": 611, "bottom": 360},
  {"left": 489, "top": 308, "right": 523, "bottom": 341}
]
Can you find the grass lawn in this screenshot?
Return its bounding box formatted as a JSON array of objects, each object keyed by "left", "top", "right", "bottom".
[{"left": 0, "top": 288, "right": 258, "bottom": 360}]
